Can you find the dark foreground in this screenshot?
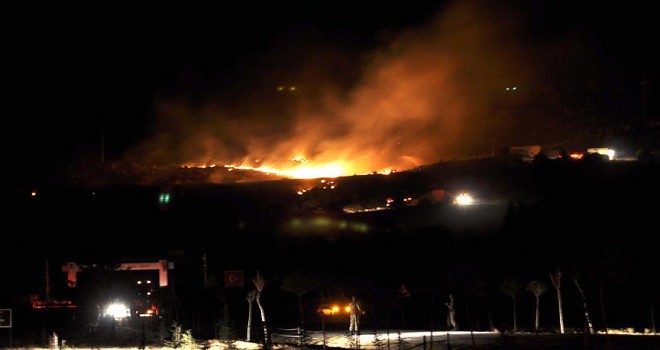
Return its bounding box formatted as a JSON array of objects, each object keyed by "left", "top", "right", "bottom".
[{"left": 2, "top": 330, "right": 658, "bottom": 349}]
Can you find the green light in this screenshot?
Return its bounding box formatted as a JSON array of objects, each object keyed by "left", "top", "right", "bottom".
[{"left": 159, "top": 193, "right": 171, "bottom": 204}]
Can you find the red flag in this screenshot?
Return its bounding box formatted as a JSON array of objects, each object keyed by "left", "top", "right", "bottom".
[
  {"left": 399, "top": 284, "right": 411, "bottom": 298},
  {"left": 225, "top": 270, "right": 244, "bottom": 288}
]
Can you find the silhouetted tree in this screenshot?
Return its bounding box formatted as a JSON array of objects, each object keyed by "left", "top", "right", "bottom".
[
  {"left": 526, "top": 280, "right": 547, "bottom": 331},
  {"left": 500, "top": 278, "right": 525, "bottom": 332},
  {"left": 280, "top": 271, "right": 322, "bottom": 327}
]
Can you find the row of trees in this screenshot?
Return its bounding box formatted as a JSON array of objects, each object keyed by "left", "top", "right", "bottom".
[
  {"left": 500, "top": 267, "right": 596, "bottom": 334},
  {"left": 232, "top": 264, "right": 655, "bottom": 346}
]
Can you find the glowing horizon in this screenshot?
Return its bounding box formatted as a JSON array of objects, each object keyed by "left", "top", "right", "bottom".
[{"left": 182, "top": 158, "right": 397, "bottom": 179}]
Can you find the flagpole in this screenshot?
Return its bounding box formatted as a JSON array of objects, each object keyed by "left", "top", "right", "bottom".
[{"left": 203, "top": 253, "right": 208, "bottom": 288}]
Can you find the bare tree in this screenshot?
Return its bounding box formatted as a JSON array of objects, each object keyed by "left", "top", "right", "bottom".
[
  {"left": 280, "top": 271, "right": 322, "bottom": 328},
  {"left": 246, "top": 290, "right": 257, "bottom": 342},
  {"left": 253, "top": 270, "right": 269, "bottom": 347},
  {"left": 549, "top": 268, "right": 565, "bottom": 334},
  {"left": 500, "top": 278, "right": 525, "bottom": 332},
  {"left": 571, "top": 268, "right": 594, "bottom": 334},
  {"left": 526, "top": 280, "right": 548, "bottom": 331}
]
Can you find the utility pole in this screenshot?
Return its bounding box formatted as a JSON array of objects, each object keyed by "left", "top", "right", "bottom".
[
  {"left": 202, "top": 253, "right": 208, "bottom": 288},
  {"left": 101, "top": 118, "right": 105, "bottom": 164},
  {"left": 45, "top": 256, "right": 50, "bottom": 301}
]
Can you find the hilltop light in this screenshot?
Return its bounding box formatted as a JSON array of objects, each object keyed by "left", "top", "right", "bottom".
[
  {"left": 454, "top": 193, "right": 474, "bottom": 206},
  {"left": 587, "top": 148, "right": 616, "bottom": 161}
]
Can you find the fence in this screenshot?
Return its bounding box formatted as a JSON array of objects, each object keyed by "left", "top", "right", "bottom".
[
  {"left": 269, "top": 329, "right": 647, "bottom": 350},
  {"left": 270, "top": 328, "right": 499, "bottom": 350},
  {"left": 270, "top": 327, "right": 308, "bottom": 348}
]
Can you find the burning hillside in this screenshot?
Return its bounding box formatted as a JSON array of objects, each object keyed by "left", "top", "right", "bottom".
[{"left": 119, "top": 2, "right": 574, "bottom": 181}]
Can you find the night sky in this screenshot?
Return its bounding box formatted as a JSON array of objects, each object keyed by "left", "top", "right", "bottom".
[{"left": 10, "top": 1, "right": 658, "bottom": 184}]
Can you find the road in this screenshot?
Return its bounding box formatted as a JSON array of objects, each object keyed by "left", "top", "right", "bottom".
[{"left": 272, "top": 329, "right": 660, "bottom": 349}]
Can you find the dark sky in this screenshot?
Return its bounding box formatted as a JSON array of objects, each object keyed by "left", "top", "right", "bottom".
[{"left": 10, "top": 1, "right": 658, "bottom": 183}]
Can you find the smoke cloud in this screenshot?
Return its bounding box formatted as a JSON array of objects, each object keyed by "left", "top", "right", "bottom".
[{"left": 124, "top": 1, "right": 584, "bottom": 177}]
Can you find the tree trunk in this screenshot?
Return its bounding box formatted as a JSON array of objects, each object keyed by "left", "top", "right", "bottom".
[
  {"left": 513, "top": 296, "right": 517, "bottom": 332},
  {"left": 298, "top": 295, "right": 305, "bottom": 328},
  {"left": 465, "top": 293, "right": 475, "bottom": 347},
  {"left": 247, "top": 301, "right": 253, "bottom": 342},
  {"left": 535, "top": 295, "right": 540, "bottom": 331},
  {"left": 599, "top": 284, "right": 612, "bottom": 350},
  {"left": 599, "top": 284, "right": 609, "bottom": 331},
  {"left": 256, "top": 293, "right": 269, "bottom": 347},
  {"left": 650, "top": 288, "right": 656, "bottom": 334},
  {"left": 556, "top": 285, "right": 565, "bottom": 334},
  {"left": 573, "top": 278, "right": 594, "bottom": 334},
  {"left": 429, "top": 291, "right": 435, "bottom": 331},
  {"left": 549, "top": 269, "right": 564, "bottom": 334},
  {"left": 486, "top": 297, "right": 494, "bottom": 331}
]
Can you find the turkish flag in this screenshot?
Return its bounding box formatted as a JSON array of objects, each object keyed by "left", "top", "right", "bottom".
[
  {"left": 399, "top": 284, "right": 411, "bottom": 298},
  {"left": 225, "top": 270, "right": 244, "bottom": 288}
]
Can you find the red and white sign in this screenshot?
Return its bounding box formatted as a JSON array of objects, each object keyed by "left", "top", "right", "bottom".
[{"left": 225, "top": 270, "right": 244, "bottom": 288}]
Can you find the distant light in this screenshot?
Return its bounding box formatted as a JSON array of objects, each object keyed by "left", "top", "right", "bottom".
[
  {"left": 319, "top": 303, "right": 354, "bottom": 316},
  {"left": 587, "top": 148, "right": 616, "bottom": 161},
  {"left": 607, "top": 149, "right": 615, "bottom": 160},
  {"left": 350, "top": 222, "right": 369, "bottom": 233},
  {"left": 31, "top": 191, "right": 37, "bottom": 197},
  {"left": 105, "top": 302, "right": 130, "bottom": 319},
  {"left": 159, "top": 193, "right": 171, "bottom": 204},
  {"left": 454, "top": 193, "right": 474, "bottom": 206},
  {"left": 277, "top": 86, "right": 296, "bottom": 92},
  {"left": 140, "top": 305, "right": 158, "bottom": 318}
]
